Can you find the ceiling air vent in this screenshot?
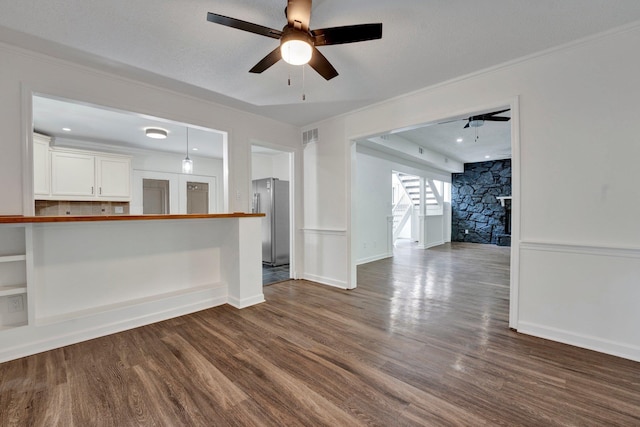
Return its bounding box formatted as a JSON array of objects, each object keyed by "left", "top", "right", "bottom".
[{"left": 303, "top": 128, "right": 318, "bottom": 145}]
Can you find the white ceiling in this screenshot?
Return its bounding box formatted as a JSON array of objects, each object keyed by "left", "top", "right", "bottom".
[
  {"left": 33, "top": 96, "right": 225, "bottom": 159},
  {"left": 394, "top": 110, "right": 512, "bottom": 164},
  {"left": 4, "top": 1, "right": 640, "bottom": 163}
]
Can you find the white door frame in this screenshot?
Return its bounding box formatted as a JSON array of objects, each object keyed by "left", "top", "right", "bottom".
[{"left": 348, "top": 96, "right": 521, "bottom": 329}]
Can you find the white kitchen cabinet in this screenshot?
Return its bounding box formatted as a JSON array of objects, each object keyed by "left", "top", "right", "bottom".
[
  {"left": 96, "top": 156, "right": 131, "bottom": 199},
  {"left": 33, "top": 133, "right": 51, "bottom": 197},
  {"left": 44, "top": 148, "right": 131, "bottom": 201},
  {"left": 51, "top": 150, "right": 96, "bottom": 198}
]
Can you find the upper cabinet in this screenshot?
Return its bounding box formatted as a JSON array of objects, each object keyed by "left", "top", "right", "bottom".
[
  {"left": 34, "top": 135, "right": 132, "bottom": 201},
  {"left": 33, "top": 133, "right": 51, "bottom": 196},
  {"left": 96, "top": 155, "right": 131, "bottom": 199},
  {"left": 51, "top": 150, "right": 96, "bottom": 197}
]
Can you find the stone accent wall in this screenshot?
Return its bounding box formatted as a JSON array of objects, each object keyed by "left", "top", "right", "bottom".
[{"left": 451, "top": 159, "right": 511, "bottom": 245}]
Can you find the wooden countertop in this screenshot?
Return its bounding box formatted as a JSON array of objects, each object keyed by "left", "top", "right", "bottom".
[{"left": 0, "top": 213, "right": 264, "bottom": 224}]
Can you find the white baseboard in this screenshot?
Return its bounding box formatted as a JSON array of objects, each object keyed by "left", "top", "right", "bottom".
[
  {"left": 302, "top": 273, "right": 349, "bottom": 290},
  {"left": 517, "top": 321, "right": 640, "bottom": 363},
  {"left": 227, "top": 293, "right": 266, "bottom": 309},
  {"left": 356, "top": 252, "right": 392, "bottom": 265},
  {"left": 0, "top": 287, "right": 227, "bottom": 363},
  {"left": 418, "top": 240, "right": 445, "bottom": 250}
]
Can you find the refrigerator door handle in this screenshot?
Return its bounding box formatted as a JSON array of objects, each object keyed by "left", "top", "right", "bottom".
[{"left": 253, "top": 193, "right": 260, "bottom": 214}]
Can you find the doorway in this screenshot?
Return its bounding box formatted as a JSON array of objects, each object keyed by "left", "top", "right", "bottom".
[
  {"left": 143, "top": 179, "right": 170, "bottom": 214},
  {"left": 251, "top": 145, "right": 294, "bottom": 286},
  {"left": 350, "top": 100, "right": 519, "bottom": 327},
  {"left": 186, "top": 181, "right": 209, "bottom": 214}
]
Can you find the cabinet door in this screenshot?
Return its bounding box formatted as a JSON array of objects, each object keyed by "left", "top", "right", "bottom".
[
  {"left": 96, "top": 156, "right": 131, "bottom": 199},
  {"left": 33, "top": 139, "right": 50, "bottom": 196},
  {"left": 51, "top": 151, "right": 95, "bottom": 197}
]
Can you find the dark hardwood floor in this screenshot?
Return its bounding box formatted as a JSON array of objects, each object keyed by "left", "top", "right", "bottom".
[{"left": 2, "top": 242, "right": 640, "bottom": 426}]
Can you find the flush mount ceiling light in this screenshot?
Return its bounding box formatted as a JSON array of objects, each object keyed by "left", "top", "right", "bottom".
[{"left": 145, "top": 128, "right": 168, "bottom": 139}]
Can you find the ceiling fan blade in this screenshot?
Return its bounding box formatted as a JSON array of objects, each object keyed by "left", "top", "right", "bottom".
[
  {"left": 207, "top": 12, "right": 282, "bottom": 39},
  {"left": 286, "top": 0, "right": 312, "bottom": 31},
  {"left": 485, "top": 108, "right": 510, "bottom": 117},
  {"left": 312, "top": 23, "right": 382, "bottom": 46},
  {"left": 484, "top": 116, "right": 511, "bottom": 122},
  {"left": 463, "top": 123, "right": 470, "bottom": 129},
  {"left": 308, "top": 47, "right": 338, "bottom": 80},
  {"left": 249, "top": 47, "right": 283, "bottom": 74}
]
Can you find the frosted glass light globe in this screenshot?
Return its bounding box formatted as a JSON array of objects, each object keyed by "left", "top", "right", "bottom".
[{"left": 281, "top": 39, "right": 312, "bottom": 65}]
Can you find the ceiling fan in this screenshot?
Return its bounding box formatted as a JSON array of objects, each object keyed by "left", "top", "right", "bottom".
[
  {"left": 462, "top": 109, "right": 511, "bottom": 128},
  {"left": 206, "top": 0, "right": 382, "bottom": 80}
]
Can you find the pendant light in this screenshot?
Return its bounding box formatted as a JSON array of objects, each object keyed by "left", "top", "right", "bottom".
[{"left": 182, "top": 127, "right": 193, "bottom": 174}]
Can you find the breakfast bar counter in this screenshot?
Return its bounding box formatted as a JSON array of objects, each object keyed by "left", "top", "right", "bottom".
[
  {"left": 0, "top": 212, "right": 263, "bottom": 223},
  {"left": 0, "top": 213, "right": 265, "bottom": 362}
]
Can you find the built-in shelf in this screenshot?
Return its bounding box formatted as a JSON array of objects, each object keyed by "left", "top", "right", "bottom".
[
  {"left": 0, "top": 285, "right": 27, "bottom": 297},
  {"left": 0, "top": 254, "right": 26, "bottom": 263}
]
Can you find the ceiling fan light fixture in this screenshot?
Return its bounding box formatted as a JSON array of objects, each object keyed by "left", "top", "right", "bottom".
[
  {"left": 281, "top": 30, "right": 313, "bottom": 65},
  {"left": 145, "top": 127, "right": 168, "bottom": 139},
  {"left": 468, "top": 119, "right": 484, "bottom": 128},
  {"left": 281, "top": 39, "right": 312, "bottom": 65}
]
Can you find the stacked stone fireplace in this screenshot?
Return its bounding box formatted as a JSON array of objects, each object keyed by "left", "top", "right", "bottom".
[{"left": 451, "top": 159, "right": 511, "bottom": 246}]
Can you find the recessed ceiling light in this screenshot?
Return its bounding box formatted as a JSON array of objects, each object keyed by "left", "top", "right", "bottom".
[
  {"left": 62, "top": 127, "right": 71, "bottom": 132},
  {"left": 145, "top": 128, "right": 168, "bottom": 139},
  {"left": 192, "top": 148, "right": 198, "bottom": 151},
  {"left": 485, "top": 155, "right": 491, "bottom": 159},
  {"left": 456, "top": 138, "right": 463, "bottom": 143}
]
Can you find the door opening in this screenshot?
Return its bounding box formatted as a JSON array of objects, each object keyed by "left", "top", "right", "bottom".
[{"left": 143, "top": 179, "right": 169, "bottom": 214}]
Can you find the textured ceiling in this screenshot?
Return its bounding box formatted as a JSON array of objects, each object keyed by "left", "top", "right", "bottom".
[
  {"left": 4, "top": 1, "right": 640, "bottom": 165},
  {"left": 2, "top": 0, "right": 640, "bottom": 128}
]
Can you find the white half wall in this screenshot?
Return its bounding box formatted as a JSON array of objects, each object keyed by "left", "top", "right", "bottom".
[{"left": 0, "top": 217, "right": 263, "bottom": 363}]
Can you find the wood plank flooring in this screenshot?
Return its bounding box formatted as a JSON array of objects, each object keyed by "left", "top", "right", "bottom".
[{"left": 2, "top": 242, "right": 640, "bottom": 426}]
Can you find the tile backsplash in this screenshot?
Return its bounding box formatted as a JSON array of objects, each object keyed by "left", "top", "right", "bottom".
[{"left": 35, "top": 200, "right": 130, "bottom": 216}]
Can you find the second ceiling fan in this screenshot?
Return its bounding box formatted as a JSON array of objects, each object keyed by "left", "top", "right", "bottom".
[
  {"left": 206, "top": 0, "right": 382, "bottom": 80},
  {"left": 462, "top": 109, "right": 511, "bottom": 128}
]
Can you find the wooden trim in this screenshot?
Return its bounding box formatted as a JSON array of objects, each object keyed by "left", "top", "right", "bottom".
[{"left": 0, "top": 213, "right": 264, "bottom": 224}]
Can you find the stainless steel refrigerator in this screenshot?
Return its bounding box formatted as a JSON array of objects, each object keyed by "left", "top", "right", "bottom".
[{"left": 252, "top": 178, "right": 290, "bottom": 266}]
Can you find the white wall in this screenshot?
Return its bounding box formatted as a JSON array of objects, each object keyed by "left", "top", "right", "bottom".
[
  {"left": 0, "top": 40, "right": 300, "bottom": 216},
  {"left": 355, "top": 149, "right": 392, "bottom": 264},
  {"left": 304, "top": 25, "right": 640, "bottom": 361},
  {"left": 252, "top": 152, "right": 290, "bottom": 181},
  {"left": 0, "top": 37, "right": 306, "bottom": 277}
]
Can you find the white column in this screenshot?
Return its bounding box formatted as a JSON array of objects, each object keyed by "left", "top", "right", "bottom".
[
  {"left": 418, "top": 177, "right": 427, "bottom": 249},
  {"left": 224, "top": 217, "right": 265, "bottom": 308}
]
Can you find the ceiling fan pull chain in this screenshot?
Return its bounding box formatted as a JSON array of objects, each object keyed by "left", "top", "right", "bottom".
[{"left": 302, "top": 64, "right": 306, "bottom": 101}]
